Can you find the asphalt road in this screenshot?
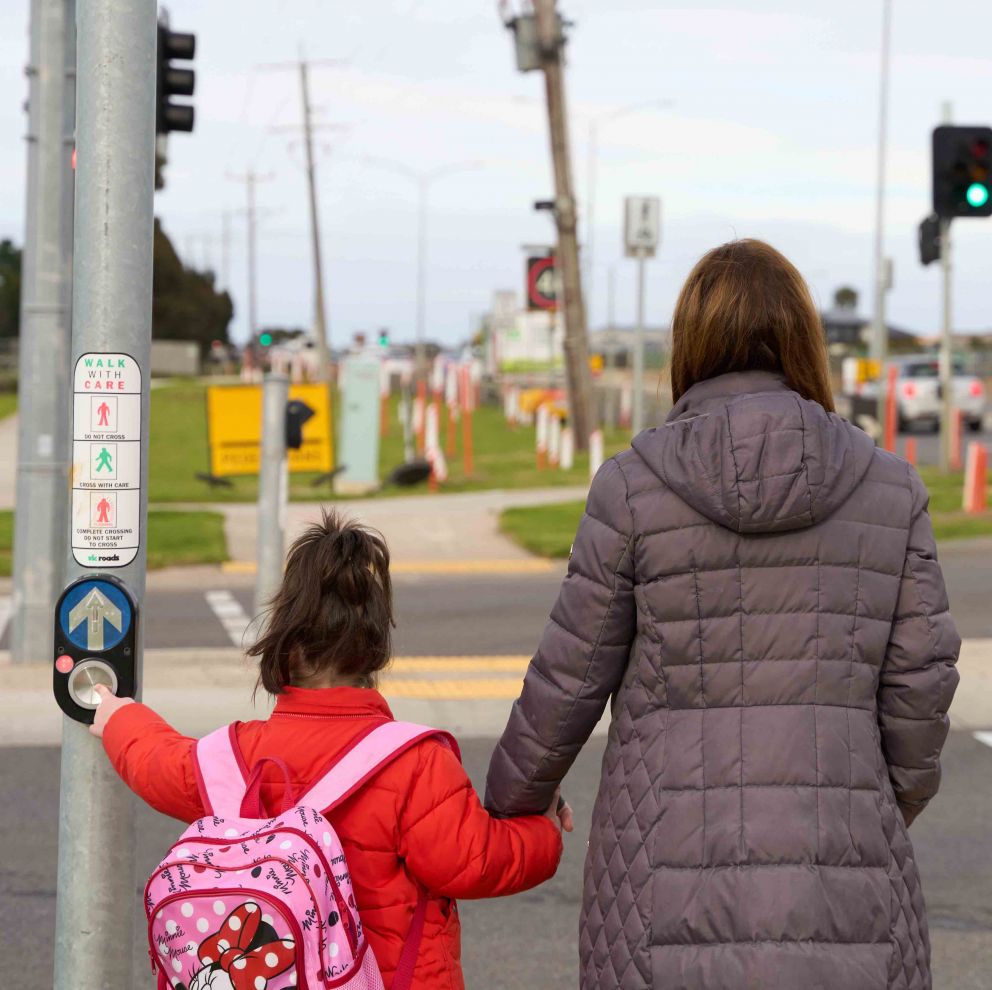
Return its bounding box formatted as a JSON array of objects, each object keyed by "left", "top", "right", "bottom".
[
  {"left": 1, "top": 732, "right": 989, "bottom": 990},
  {"left": 5, "top": 533, "right": 990, "bottom": 654}
]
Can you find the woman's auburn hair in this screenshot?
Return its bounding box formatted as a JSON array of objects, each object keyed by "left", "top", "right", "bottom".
[{"left": 669, "top": 238, "right": 835, "bottom": 412}]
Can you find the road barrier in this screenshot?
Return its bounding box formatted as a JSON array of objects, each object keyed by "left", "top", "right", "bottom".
[
  {"left": 963, "top": 442, "right": 988, "bottom": 514},
  {"left": 884, "top": 363, "right": 898, "bottom": 453},
  {"left": 903, "top": 436, "right": 917, "bottom": 467}
]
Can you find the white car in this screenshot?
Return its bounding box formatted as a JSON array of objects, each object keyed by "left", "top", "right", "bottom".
[{"left": 892, "top": 359, "right": 985, "bottom": 432}]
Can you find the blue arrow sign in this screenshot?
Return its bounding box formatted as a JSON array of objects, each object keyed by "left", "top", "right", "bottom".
[{"left": 58, "top": 579, "right": 133, "bottom": 652}]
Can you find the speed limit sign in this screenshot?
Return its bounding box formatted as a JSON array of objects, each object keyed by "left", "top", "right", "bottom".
[{"left": 526, "top": 255, "right": 558, "bottom": 311}]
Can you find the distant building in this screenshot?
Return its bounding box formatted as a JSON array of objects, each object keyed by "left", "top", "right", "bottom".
[
  {"left": 820, "top": 287, "right": 915, "bottom": 350},
  {"left": 486, "top": 289, "right": 564, "bottom": 372},
  {"left": 590, "top": 324, "right": 670, "bottom": 369}
]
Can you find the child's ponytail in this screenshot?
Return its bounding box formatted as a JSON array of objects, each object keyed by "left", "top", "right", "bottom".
[{"left": 248, "top": 510, "right": 394, "bottom": 694}]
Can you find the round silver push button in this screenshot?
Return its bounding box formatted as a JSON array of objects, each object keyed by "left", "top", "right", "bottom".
[{"left": 67, "top": 659, "right": 118, "bottom": 709}]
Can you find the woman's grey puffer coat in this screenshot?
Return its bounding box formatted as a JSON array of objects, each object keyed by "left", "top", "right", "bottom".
[{"left": 485, "top": 371, "right": 960, "bottom": 990}]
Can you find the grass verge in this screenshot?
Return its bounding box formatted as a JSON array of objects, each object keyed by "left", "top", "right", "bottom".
[
  {"left": 147, "top": 380, "right": 633, "bottom": 502},
  {"left": 0, "top": 509, "right": 228, "bottom": 575},
  {"left": 500, "top": 470, "right": 992, "bottom": 559},
  {"left": 0, "top": 394, "right": 16, "bottom": 420}
]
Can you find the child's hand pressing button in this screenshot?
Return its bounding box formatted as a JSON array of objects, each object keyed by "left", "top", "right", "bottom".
[{"left": 88, "top": 683, "right": 134, "bottom": 739}]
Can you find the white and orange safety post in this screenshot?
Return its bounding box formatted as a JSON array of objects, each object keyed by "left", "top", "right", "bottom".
[
  {"left": 619, "top": 384, "right": 632, "bottom": 430},
  {"left": 903, "top": 436, "right": 917, "bottom": 468},
  {"left": 379, "top": 361, "right": 391, "bottom": 438},
  {"left": 535, "top": 403, "right": 550, "bottom": 469},
  {"left": 415, "top": 376, "right": 427, "bottom": 454},
  {"left": 504, "top": 385, "right": 521, "bottom": 427},
  {"left": 963, "top": 442, "right": 988, "bottom": 514},
  {"left": 459, "top": 363, "right": 474, "bottom": 476},
  {"left": 589, "top": 429, "right": 604, "bottom": 479},
  {"left": 425, "top": 402, "right": 447, "bottom": 491},
  {"left": 883, "top": 363, "right": 898, "bottom": 453},
  {"left": 548, "top": 414, "right": 562, "bottom": 469},
  {"left": 950, "top": 408, "right": 964, "bottom": 472},
  {"left": 445, "top": 362, "right": 458, "bottom": 457},
  {"left": 560, "top": 425, "right": 575, "bottom": 470}
]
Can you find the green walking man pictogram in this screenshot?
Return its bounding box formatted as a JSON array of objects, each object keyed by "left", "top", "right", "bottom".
[{"left": 94, "top": 446, "right": 113, "bottom": 473}]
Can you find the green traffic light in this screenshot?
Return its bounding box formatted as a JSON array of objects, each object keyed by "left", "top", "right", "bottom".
[
  {"left": 966, "top": 182, "right": 989, "bottom": 208},
  {"left": 259, "top": 332, "right": 273, "bottom": 346}
]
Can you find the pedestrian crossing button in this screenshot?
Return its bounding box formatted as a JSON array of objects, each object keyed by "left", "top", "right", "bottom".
[{"left": 67, "top": 659, "right": 118, "bottom": 709}]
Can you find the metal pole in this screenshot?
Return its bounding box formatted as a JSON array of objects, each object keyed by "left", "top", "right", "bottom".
[
  {"left": 246, "top": 170, "right": 258, "bottom": 339},
  {"left": 255, "top": 373, "right": 288, "bottom": 615},
  {"left": 939, "top": 217, "right": 953, "bottom": 473},
  {"left": 632, "top": 248, "right": 646, "bottom": 436},
  {"left": 300, "top": 59, "right": 331, "bottom": 379},
  {"left": 871, "top": 0, "right": 892, "bottom": 430},
  {"left": 415, "top": 176, "right": 428, "bottom": 383},
  {"left": 11, "top": 0, "right": 75, "bottom": 663},
  {"left": 53, "top": 0, "right": 156, "bottom": 986},
  {"left": 221, "top": 208, "right": 231, "bottom": 291}
]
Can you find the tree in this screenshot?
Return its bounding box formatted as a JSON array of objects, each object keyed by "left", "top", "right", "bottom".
[
  {"left": 0, "top": 239, "right": 22, "bottom": 338},
  {"left": 152, "top": 219, "right": 233, "bottom": 352},
  {"left": 833, "top": 286, "right": 858, "bottom": 310}
]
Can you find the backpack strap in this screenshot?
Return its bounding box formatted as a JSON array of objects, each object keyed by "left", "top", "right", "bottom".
[
  {"left": 193, "top": 723, "right": 248, "bottom": 817},
  {"left": 392, "top": 887, "right": 428, "bottom": 990},
  {"left": 298, "top": 721, "right": 460, "bottom": 814}
]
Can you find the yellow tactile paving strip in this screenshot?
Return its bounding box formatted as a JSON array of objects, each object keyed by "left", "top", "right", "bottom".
[{"left": 382, "top": 655, "right": 530, "bottom": 699}]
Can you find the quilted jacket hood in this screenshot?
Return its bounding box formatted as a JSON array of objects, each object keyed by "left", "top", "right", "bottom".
[{"left": 631, "top": 370, "right": 877, "bottom": 534}]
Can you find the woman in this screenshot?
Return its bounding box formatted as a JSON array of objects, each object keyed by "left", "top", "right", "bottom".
[{"left": 486, "top": 239, "right": 960, "bottom": 990}]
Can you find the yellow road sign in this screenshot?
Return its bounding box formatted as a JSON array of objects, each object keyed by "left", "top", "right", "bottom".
[{"left": 206, "top": 383, "right": 334, "bottom": 477}]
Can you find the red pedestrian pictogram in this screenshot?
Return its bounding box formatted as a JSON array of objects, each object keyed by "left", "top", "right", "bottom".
[
  {"left": 96, "top": 401, "right": 111, "bottom": 427},
  {"left": 96, "top": 497, "right": 112, "bottom": 525}
]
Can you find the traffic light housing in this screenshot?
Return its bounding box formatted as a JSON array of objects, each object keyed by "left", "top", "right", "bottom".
[
  {"left": 156, "top": 24, "right": 196, "bottom": 135},
  {"left": 918, "top": 213, "right": 941, "bottom": 266},
  {"left": 932, "top": 125, "right": 992, "bottom": 218},
  {"left": 285, "top": 400, "right": 315, "bottom": 450}
]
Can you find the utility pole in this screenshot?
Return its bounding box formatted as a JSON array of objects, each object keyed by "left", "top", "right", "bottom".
[
  {"left": 11, "top": 0, "right": 76, "bottom": 664},
  {"left": 221, "top": 208, "right": 231, "bottom": 290},
  {"left": 53, "top": 0, "right": 156, "bottom": 986},
  {"left": 870, "top": 0, "right": 893, "bottom": 431},
  {"left": 260, "top": 54, "right": 346, "bottom": 380},
  {"left": 532, "top": 0, "right": 596, "bottom": 447},
  {"left": 299, "top": 59, "right": 331, "bottom": 379},
  {"left": 228, "top": 170, "right": 273, "bottom": 341}
]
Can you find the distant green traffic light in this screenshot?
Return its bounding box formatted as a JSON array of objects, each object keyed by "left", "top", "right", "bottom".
[
  {"left": 258, "top": 332, "right": 273, "bottom": 346},
  {"left": 966, "top": 182, "right": 989, "bottom": 208}
]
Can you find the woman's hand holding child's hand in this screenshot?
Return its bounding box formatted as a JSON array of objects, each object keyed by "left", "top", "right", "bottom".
[
  {"left": 545, "top": 789, "right": 574, "bottom": 834},
  {"left": 88, "top": 683, "right": 134, "bottom": 739}
]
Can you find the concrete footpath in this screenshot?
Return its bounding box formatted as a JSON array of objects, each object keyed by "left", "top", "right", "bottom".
[
  {"left": 159, "top": 486, "right": 589, "bottom": 570},
  {"left": 3, "top": 638, "right": 991, "bottom": 747}
]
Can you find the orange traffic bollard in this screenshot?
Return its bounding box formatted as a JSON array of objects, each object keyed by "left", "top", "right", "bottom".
[
  {"left": 903, "top": 436, "right": 917, "bottom": 467},
  {"left": 883, "top": 363, "right": 898, "bottom": 453},
  {"left": 963, "top": 442, "right": 988, "bottom": 514}
]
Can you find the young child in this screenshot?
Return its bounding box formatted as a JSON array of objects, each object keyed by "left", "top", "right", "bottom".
[{"left": 91, "top": 511, "right": 569, "bottom": 990}]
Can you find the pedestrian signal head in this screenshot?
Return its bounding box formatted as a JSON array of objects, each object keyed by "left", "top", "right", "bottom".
[{"left": 932, "top": 124, "right": 992, "bottom": 218}]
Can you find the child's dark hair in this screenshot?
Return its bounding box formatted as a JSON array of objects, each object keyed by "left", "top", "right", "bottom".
[{"left": 248, "top": 510, "right": 394, "bottom": 694}]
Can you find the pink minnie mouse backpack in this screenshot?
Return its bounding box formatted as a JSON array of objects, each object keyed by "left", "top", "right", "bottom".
[{"left": 145, "top": 720, "right": 457, "bottom": 990}]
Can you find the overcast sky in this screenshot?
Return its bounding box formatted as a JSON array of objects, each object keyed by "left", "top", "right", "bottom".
[{"left": 2, "top": 1, "right": 992, "bottom": 346}]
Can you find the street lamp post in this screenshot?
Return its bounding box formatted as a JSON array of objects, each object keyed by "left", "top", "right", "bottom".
[
  {"left": 363, "top": 158, "right": 482, "bottom": 387},
  {"left": 585, "top": 100, "right": 671, "bottom": 324}
]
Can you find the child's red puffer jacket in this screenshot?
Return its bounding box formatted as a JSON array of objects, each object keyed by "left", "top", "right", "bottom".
[{"left": 102, "top": 686, "right": 562, "bottom": 990}]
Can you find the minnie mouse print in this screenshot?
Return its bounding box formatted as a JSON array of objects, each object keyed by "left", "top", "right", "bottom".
[{"left": 180, "top": 901, "right": 295, "bottom": 990}]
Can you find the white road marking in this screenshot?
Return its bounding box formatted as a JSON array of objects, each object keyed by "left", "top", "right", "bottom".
[
  {"left": 205, "top": 590, "right": 251, "bottom": 648},
  {"left": 974, "top": 731, "right": 992, "bottom": 750},
  {"left": 0, "top": 596, "right": 11, "bottom": 645}
]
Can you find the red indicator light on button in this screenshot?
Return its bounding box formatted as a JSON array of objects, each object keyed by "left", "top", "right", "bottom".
[{"left": 55, "top": 655, "right": 74, "bottom": 674}]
